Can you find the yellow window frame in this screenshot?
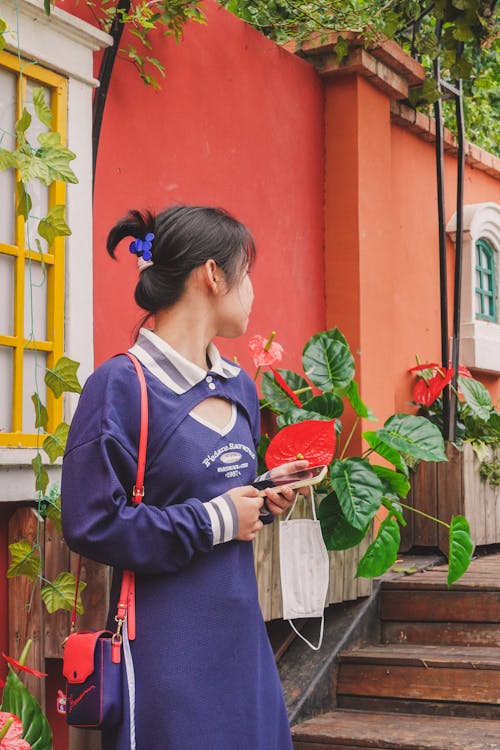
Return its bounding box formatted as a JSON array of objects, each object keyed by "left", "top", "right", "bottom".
[{"left": 0, "top": 51, "right": 68, "bottom": 448}]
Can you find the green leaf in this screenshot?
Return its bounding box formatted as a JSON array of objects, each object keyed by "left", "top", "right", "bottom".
[
  {"left": 318, "top": 491, "right": 369, "bottom": 550},
  {"left": 356, "top": 516, "right": 400, "bottom": 578},
  {"left": 376, "top": 414, "right": 447, "bottom": 462},
  {"left": 44, "top": 0, "right": 52, "bottom": 13},
  {"left": 261, "top": 369, "right": 311, "bottom": 413},
  {"left": 43, "top": 483, "right": 62, "bottom": 534},
  {"left": 17, "top": 180, "right": 32, "bottom": 221},
  {"left": 44, "top": 356, "right": 81, "bottom": 397},
  {"left": 37, "top": 142, "right": 78, "bottom": 184},
  {"left": 6, "top": 540, "right": 41, "bottom": 580},
  {"left": 345, "top": 380, "right": 377, "bottom": 420},
  {"left": 330, "top": 458, "right": 383, "bottom": 531},
  {"left": 302, "top": 330, "right": 355, "bottom": 392},
  {"left": 304, "top": 392, "right": 344, "bottom": 418},
  {"left": 32, "top": 453, "right": 49, "bottom": 494},
  {"left": 371, "top": 465, "right": 410, "bottom": 498},
  {"left": 31, "top": 393, "right": 48, "bottom": 430},
  {"left": 40, "top": 571, "right": 86, "bottom": 614},
  {"left": 0, "top": 667, "right": 53, "bottom": 750},
  {"left": 458, "top": 376, "right": 492, "bottom": 421},
  {"left": 38, "top": 205, "right": 71, "bottom": 245},
  {"left": 43, "top": 422, "right": 69, "bottom": 463},
  {"left": 363, "top": 430, "right": 409, "bottom": 477},
  {"left": 15, "top": 148, "right": 50, "bottom": 184},
  {"left": 15, "top": 108, "right": 32, "bottom": 143},
  {"left": 451, "top": 57, "right": 472, "bottom": 79},
  {"left": 447, "top": 515, "right": 474, "bottom": 585},
  {"left": 381, "top": 495, "right": 407, "bottom": 527},
  {"left": 408, "top": 78, "right": 441, "bottom": 107},
  {"left": 0, "top": 148, "right": 18, "bottom": 171},
  {"left": 32, "top": 87, "right": 52, "bottom": 128},
  {"left": 333, "top": 34, "right": 349, "bottom": 61}
]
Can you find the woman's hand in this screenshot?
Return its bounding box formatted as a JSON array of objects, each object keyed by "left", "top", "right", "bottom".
[
  {"left": 227, "top": 486, "right": 265, "bottom": 541},
  {"left": 263, "top": 459, "right": 310, "bottom": 516}
]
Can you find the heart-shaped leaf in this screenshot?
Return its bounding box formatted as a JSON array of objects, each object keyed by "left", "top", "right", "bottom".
[
  {"left": 266, "top": 420, "right": 337, "bottom": 469},
  {"left": 447, "top": 515, "right": 474, "bottom": 586},
  {"left": 6, "top": 541, "right": 40, "bottom": 581},
  {"left": 363, "top": 431, "right": 409, "bottom": 477},
  {"left": 42, "top": 483, "right": 62, "bottom": 534},
  {"left": 44, "top": 356, "right": 81, "bottom": 398},
  {"left": 16, "top": 181, "right": 32, "bottom": 221},
  {"left": 261, "top": 369, "right": 311, "bottom": 414},
  {"left": 40, "top": 572, "right": 86, "bottom": 614},
  {"left": 356, "top": 516, "right": 401, "bottom": 578},
  {"left": 302, "top": 330, "right": 355, "bottom": 392},
  {"left": 458, "top": 376, "right": 493, "bottom": 421},
  {"left": 376, "top": 414, "right": 447, "bottom": 462},
  {"left": 31, "top": 394, "right": 48, "bottom": 431},
  {"left": 277, "top": 392, "right": 344, "bottom": 428},
  {"left": 330, "top": 458, "right": 383, "bottom": 531},
  {"left": 31, "top": 454, "right": 49, "bottom": 495},
  {"left": 0, "top": 668, "right": 53, "bottom": 750},
  {"left": 38, "top": 205, "right": 71, "bottom": 245},
  {"left": 318, "top": 491, "right": 369, "bottom": 550},
  {"left": 42, "top": 422, "right": 69, "bottom": 463},
  {"left": 345, "top": 380, "right": 377, "bottom": 420},
  {"left": 371, "top": 465, "right": 410, "bottom": 498},
  {"left": 32, "top": 87, "right": 52, "bottom": 128}
]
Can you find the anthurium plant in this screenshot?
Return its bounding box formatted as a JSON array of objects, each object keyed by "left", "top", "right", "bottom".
[{"left": 249, "top": 328, "right": 474, "bottom": 586}]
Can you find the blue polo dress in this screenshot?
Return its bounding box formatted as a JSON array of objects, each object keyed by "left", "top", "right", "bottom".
[{"left": 61, "top": 329, "right": 293, "bottom": 750}]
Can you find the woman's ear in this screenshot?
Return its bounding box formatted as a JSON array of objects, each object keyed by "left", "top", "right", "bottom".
[{"left": 203, "top": 259, "right": 221, "bottom": 295}]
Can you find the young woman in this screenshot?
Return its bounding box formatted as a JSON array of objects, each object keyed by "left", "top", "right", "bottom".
[{"left": 61, "top": 205, "right": 307, "bottom": 750}]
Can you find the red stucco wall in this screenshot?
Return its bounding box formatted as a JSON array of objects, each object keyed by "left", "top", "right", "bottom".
[{"left": 90, "top": 1, "right": 326, "bottom": 375}]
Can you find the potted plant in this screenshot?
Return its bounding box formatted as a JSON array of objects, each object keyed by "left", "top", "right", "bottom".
[{"left": 250, "top": 328, "right": 475, "bottom": 588}]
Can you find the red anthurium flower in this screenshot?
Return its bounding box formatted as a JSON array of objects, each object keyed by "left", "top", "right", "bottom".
[
  {"left": 265, "top": 420, "right": 336, "bottom": 469},
  {"left": 0, "top": 712, "right": 31, "bottom": 749},
  {"left": 270, "top": 368, "right": 302, "bottom": 408},
  {"left": 409, "top": 361, "right": 472, "bottom": 378},
  {"left": 413, "top": 368, "right": 454, "bottom": 407},
  {"left": 248, "top": 334, "right": 284, "bottom": 368},
  {"left": 2, "top": 654, "right": 47, "bottom": 679},
  {"left": 457, "top": 364, "right": 472, "bottom": 378}
]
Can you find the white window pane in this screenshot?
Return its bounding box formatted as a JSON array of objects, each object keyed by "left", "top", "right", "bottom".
[
  {"left": 0, "top": 66, "right": 17, "bottom": 246},
  {"left": 23, "top": 350, "right": 47, "bottom": 433},
  {"left": 0, "top": 346, "right": 13, "bottom": 432},
  {"left": 24, "top": 260, "right": 48, "bottom": 342},
  {"left": 0, "top": 254, "right": 15, "bottom": 336},
  {"left": 475, "top": 291, "right": 483, "bottom": 316}
]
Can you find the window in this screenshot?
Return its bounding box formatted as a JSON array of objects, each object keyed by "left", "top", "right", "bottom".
[
  {"left": 475, "top": 238, "right": 497, "bottom": 322},
  {"left": 0, "top": 51, "right": 67, "bottom": 447}
]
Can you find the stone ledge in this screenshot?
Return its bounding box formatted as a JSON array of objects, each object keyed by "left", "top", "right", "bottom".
[{"left": 391, "top": 101, "right": 500, "bottom": 180}]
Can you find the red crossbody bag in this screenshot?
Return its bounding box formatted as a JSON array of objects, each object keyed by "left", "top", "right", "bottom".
[{"left": 62, "top": 353, "right": 148, "bottom": 729}]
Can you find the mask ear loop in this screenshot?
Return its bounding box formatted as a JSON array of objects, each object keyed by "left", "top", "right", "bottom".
[{"left": 283, "top": 488, "right": 325, "bottom": 651}]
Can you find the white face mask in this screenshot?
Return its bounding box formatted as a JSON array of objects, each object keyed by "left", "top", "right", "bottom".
[{"left": 279, "top": 491, "right": 330, "bottom": 650}]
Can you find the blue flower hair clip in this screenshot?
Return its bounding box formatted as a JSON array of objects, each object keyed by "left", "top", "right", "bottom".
[{"left": 129, "top": 232, "right": 155, "bottom": 271}]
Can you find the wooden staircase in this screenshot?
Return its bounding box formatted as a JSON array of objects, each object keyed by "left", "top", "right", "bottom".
[{"left": 292, "top": 552, "right": 500, "bottom": 749}]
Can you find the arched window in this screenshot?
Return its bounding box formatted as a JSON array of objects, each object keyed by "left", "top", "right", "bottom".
[{"left": 475, "top": 238, "right": 497, "bottom": 322}]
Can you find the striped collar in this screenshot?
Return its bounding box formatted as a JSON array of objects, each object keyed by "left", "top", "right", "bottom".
[{"left": 129, "top": 328, "right": 240, "bottom": 394}]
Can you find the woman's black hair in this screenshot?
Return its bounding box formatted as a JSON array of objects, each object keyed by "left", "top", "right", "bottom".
[{"left": 106, "top": 205, "right": 256, "bottom": 314}]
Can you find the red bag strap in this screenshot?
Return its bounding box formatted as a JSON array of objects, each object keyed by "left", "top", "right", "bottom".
[{"left": 70, "top": 352, "right": 148, "bottom": 660}]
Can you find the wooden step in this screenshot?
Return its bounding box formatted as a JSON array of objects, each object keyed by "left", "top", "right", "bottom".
[
  {"left": 379, "top": 589, "right": 500, "bottom": 623},
  {"left": 337, "top": 645, "right": 500, "bottom": 712},
  {"left": 382, "top": 620, "right": 500, "bottom": 647},
  {"left": 292, "top": 709, "right": 500, "bottom": 749}
]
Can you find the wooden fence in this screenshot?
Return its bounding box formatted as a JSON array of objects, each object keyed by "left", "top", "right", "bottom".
[{"left": 7, "top": 497, "right": 372, "bottom": 710}]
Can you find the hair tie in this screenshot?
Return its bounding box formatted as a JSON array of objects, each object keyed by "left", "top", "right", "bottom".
[{"left": 129, "top": 233, "right": 155, "bottom": 271}]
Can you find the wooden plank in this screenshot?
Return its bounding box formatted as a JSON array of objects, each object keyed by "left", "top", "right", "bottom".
[
  {"left": 343, "top": 546, "right": 359, "bottom": 602},
  {"left": 437, "top": 444, "right": 464, "bottom": 556},
  {"left": 463, "top": 442, "right": 484, "bottom": 546},
  {"left": 328, "top": 550, "right": 345, "bottom": 605},
  {"left": 271, "top": 514, "right": 283, "bottom": 621},
  {"left": 70, "top": 553, "right": 110, "bottom": 632},
  {"left": 254, "top": 521, "right": 274, "bottom": 621},
  {"left": 338, "top": 694, "right": 500, "bottom": 721},
  {"left": 339, "top": 644, "right": 500, "bottom": 667},
  {"left": 356, "top": 532, "right": 372, "bottom": 598},
  {"left": 8, "top": 508, "right": 45, "bottom": 704},
  {"left": 415, "top": 458, "right": 438, "bottom": 547},
  {"left": 43, "top": 518, "right": 70, "bottom": 659},
  {"left": 381, "top": 621, "right": 500, "bottom": 647},
  {"left": 379, "top": 590, "right": 500, "bottom": 621},
  {"left": 292, "top": 709, "right": 500, "bottom": 749},
  {"left": 337, "top": 662, "right": 500, "bottom": 703}
]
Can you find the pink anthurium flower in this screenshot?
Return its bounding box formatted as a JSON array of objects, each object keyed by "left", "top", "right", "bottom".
[
  {"left": 248, "top": 333, "right": 284, "bottom": 368},
  {"left": 265, "top": 420, "right": 336, "bottom": 469},
  {"left": 0, "top": 712, "right": 31, "bottom": 750}
]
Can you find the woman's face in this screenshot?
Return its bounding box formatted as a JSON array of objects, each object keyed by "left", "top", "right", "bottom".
[{"left": 215, "top": 270, "right": 254, "bottom": 338}]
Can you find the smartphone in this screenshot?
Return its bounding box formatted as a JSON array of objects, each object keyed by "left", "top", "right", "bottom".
[{"left": 253, "top": 465, "right": 328, "bottom": 497}]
